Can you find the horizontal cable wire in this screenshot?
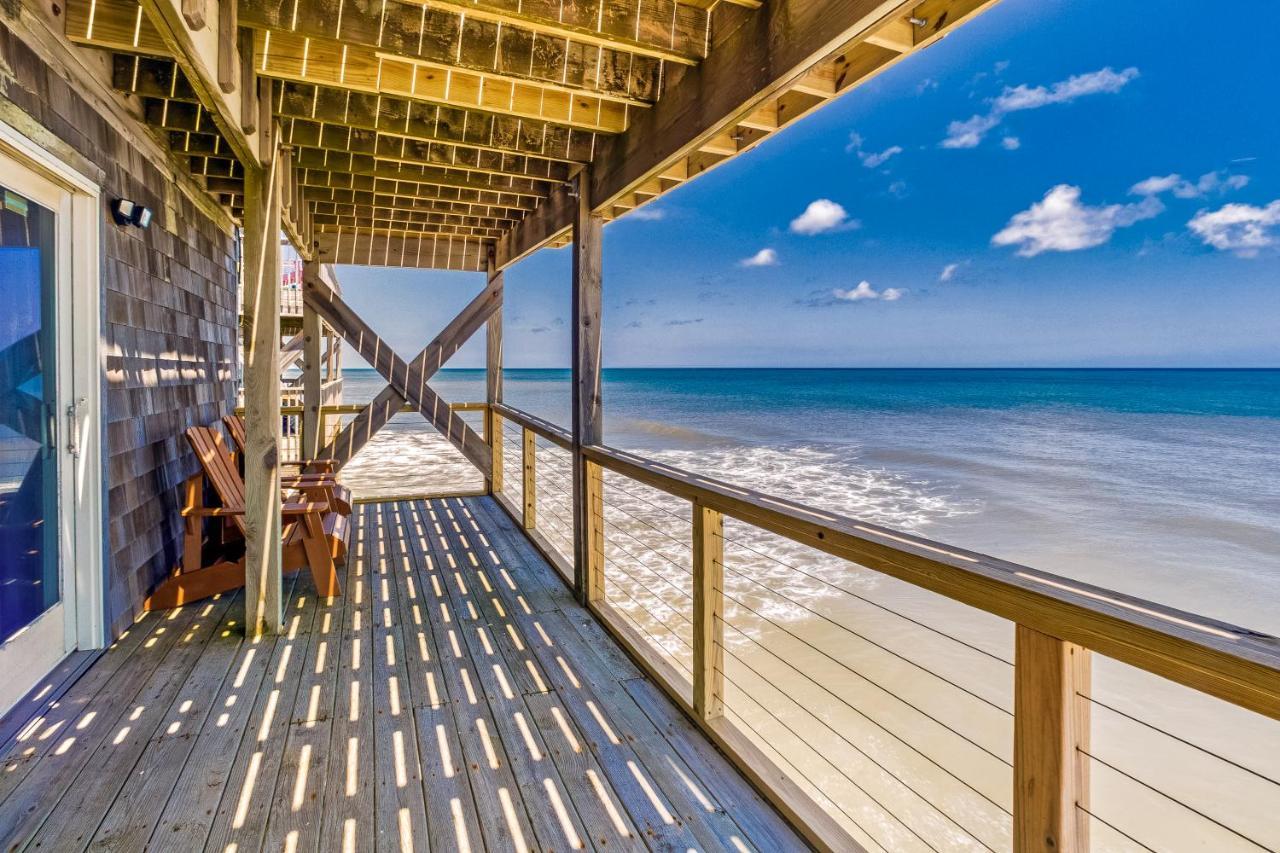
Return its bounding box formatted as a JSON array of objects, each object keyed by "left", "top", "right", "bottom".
[
  {"left": 1081, "top": 748, "right": 1272, "bottom": 851},
  {"left": 1082, "top": 694, "right": 1280, "bottom": 789},
  {"left": 718, "top": 667, "right": 938, "bottom": 852},
  {"left": 600, "top": 471, "right": 1013, "bottom": 670},
  {"left": 1077, "top": 806, "right": 1158, "bottom": 853},
  {"left": 597, "top": 514, "right": 1007, "bottom": 832}
]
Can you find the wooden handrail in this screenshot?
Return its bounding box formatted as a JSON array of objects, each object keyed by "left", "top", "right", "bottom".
[
  {"left": 491, "top": 402, "right": 573, "bottom": 449},
  {"left": 466, "top": 403, "right": 1280, "bottom": 851},
  {"left": 579, "top": 441, "right": 1280, "bottom": 720}
]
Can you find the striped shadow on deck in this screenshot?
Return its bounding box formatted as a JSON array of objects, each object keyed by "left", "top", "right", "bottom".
[{"left": 0, "top": 497, "right": 803, "bottom": 851}]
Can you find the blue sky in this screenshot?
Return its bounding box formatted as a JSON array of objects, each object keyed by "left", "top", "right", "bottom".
[{"left": 338, "top": 0, "right": 1280, "bottom": 368}]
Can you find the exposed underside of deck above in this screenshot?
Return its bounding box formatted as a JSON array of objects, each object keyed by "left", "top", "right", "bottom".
[
  {"left": 0, "top": 497, "right": 804, "bottom": 851},
  {"left": 61, "top": 0, "right": 1000, "bottom": 271}
]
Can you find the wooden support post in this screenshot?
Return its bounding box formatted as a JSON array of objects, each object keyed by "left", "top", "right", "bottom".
[
  {"left": 300, "top": 273, "right": 323, "bottom": 460},
  {"left": 522, "top": 427, "right": 536, "bottom": 530},
  {"left": 485, "top": 251, "right": 504, "bottom": 495},
  {"left": 241, "top": 142, "right": 283, "bottom": 636},
  {"left": 571, "top": 169, "right": 604, "bottom": 605},
  {"left": 692, "top": 501, "right": 725, "bottom": 720},
  {"left": 1014, "top": 625, "right": 1091, "bottom": 853}
]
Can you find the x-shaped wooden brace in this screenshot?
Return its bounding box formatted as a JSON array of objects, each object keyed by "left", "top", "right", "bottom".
[{"left": 302, "top": 268, "right": 501, "bottom": 474}]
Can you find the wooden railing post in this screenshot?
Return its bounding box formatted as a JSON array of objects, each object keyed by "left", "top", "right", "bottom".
[
  {"left": 1014, "top": 624, "right": 1091, "bottom": 853},
  {"left": 300, "top": 274, "right": 322, "bottom": 460},
  {"left": 693, "top": 501, "right": 725, "bottom": 720},
  {"left": 241, "top": 119, "right": 283, "bottom": 636},
  {"left": 570, "top": 168, "right": 604, "bottom": 606},
  {"left": 522, "top": 427, "right": 536, "bottom": 530},
  {"left": 485, "top": 251, "right": 504, "bottom": 495}
]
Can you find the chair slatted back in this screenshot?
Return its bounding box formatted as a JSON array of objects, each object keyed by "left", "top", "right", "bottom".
[
  {"left": 223, "top": 414, "right": 247, "bottom": 454},
  {"left": 186, "top": 426, "right": 247, "bottom": 535}
]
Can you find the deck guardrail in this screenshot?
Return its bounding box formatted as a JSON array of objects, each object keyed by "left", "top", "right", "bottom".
[{"left": 484, "top": 401, "right": 1280, "bottom": 852}]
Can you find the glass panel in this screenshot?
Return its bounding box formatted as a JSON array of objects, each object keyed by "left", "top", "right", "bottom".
[{"left": 0, "top": 183, "right": 58, "bottom": 643}]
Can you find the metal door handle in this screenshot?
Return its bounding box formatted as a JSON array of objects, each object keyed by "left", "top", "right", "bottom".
[{"left": 66, "top": 397, "right": 85, "bottom": 459}]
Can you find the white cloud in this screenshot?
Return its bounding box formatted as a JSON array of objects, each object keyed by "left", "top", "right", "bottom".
[
  {"left": 992, "top": 184, "right": 1164, "bottom": 257},
  {"left": 942, "top": 66, "right": 1139, "bottom": 149},
  {"left": 790, "top": 199, "right": 856, "bottom": 235},
  {"left": 1187, "top": 200, "right": 1280, "bottom": 256},
  {"left": 739, "top": 248, "right": 779, "bottom": 267},
  {"left": 847, "top": 134, "right": 904, "bottom": 168},
  {"left": 939, "top": 262, "right": 962, "bottom": 282},
  {"left": 1001, "top": 136, "right": 1021, "bottom": 150},
  {"left": 860, "top": 145, "right": 903, "bottom": 169},
  {"left": 831, "top": 281, "right": 905, "bottom": 302},
  {"left": 1131, "top": 171, "right": 1250, "bottom": 199},
  {"left": 629, "top": 206, "right": 666, "bottom": 221}
]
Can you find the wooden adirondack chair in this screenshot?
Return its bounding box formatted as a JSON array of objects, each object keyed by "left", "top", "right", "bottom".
[
  {"left": 222, "top": 413, "right": 353, "bottom": 516},
  {"left": 143, "top": 426, "right": 348, "bottom": 610}
]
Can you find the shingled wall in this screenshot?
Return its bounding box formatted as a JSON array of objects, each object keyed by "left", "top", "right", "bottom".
[{"left": 0, "top": 20, "right": 239, "bottom": 637}]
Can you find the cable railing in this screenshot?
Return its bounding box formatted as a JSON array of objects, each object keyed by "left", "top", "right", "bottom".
[{"left": 486, "top": 401, "right": 1280, "bottom": 853}]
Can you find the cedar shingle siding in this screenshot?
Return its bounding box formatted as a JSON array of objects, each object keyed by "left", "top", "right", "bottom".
[{"left": 1, "top": 22, "right": 239, "bottom": 636}]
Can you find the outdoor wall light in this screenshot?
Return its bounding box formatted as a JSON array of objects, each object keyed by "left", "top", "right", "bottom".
[{"left": 111, "top": 198, "right": 152, "bottom": 229}]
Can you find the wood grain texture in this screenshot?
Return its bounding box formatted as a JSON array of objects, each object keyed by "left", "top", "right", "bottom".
[
  {"left": 691, "top": 502, "right": 724, "bottom": 721},
  {"left": 6, "top": 495, "right": 810, "bottom": 852},
  {"left": 570, "top": 171, "right": 604, "bottom": 605},
  {"left": 1014, "top": 625, "right": 1090, "bottom": 853},
  {"left": 242, "top": 149, "right": 284, "bottom": 635},
  {"left": 486, "top": 253, "right": 505, "bottom": 495}
]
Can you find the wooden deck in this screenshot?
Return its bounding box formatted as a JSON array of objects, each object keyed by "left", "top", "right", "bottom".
[{"left": 0, "top": 497, "right": 802, "bottom": 852}]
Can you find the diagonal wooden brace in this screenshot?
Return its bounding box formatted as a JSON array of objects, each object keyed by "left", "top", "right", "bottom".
[{"left": 302, "top": 266, "right": 497, "bottom": 475}]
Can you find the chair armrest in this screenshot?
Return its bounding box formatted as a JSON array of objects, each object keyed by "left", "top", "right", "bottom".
[
  {"left": 282, "top": 475, "right": 339, "bottom": 487},
  {"left": 181, "top": 506, "right": 244, "bottom": 517},
  {"left": 282, "top": 501, "right": 329, "bottom": 516}
]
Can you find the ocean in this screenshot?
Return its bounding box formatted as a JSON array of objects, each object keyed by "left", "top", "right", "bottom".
[{"left": 335, "top": 367, "right": 1280, "bottom": 850}]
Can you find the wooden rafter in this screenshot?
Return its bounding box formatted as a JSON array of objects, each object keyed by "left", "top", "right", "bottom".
[
  {"left": 314, "top": 230, "right": 489, "bottom": 270},
  {"left": 252, "top": 30, "right": 633, "bottom": 133},
  {"left": 237, "top": 0, "right": 665, "bottom": 101}
]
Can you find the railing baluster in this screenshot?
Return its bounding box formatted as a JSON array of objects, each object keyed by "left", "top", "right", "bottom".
[
  {"left": 522, "top": 426, "right": 536, "bottom": 530},
  {"left": 1014, "top": 624, "right": 1091, "bottom": 853},
  {"left": 583, "top": 459, "right": 605, "bottom": 603},
  {"left": 486, "top": 406, "right": 504, "bottom": 494},
  {"left": 693, "top": 501, "right": 725, "bottom": 720}
]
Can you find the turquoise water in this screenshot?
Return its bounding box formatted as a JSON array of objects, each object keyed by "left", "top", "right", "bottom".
[{"left": 342, "top": 368, "right": 1280, "bottom": 633}]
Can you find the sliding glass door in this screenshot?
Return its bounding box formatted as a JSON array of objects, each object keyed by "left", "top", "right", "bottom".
[
  {"left": 0, "top": 134, "right": 102, "bottom": 715},
  {"left": 0, "top": 181, "right": 60, "bottom": 652}
]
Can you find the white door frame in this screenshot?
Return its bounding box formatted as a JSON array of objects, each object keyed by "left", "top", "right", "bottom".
[{"left": 0, "top": 118, "right": 106, "bottom": 677}]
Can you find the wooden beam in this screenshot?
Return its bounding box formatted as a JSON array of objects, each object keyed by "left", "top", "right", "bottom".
[
  {"left": 396, "top": 0, "right": 707, "bottom": 65},
  {"left": 278, "top": 117, "right": 573, "bottom": 183},
  {"left": 241, "top": 148, "right": 283, "bottom": 635},
  {"left": 313, "top": 231, "right": 488, "bottom": 270},
  {"left": 275, "top": 82, "right": 595, "bottom": 163},
  {"left": 303, "top": 269, "right": 494, "bottom": 472},
  {"left": 290, "top": 147, "right": 553, "bottom": 198},
  {"left": 252, "top": 30, "right": 631, "bottom": 133},
  {"left": 296, "top": 168, "right": 541, "bottom": 210},
  {"left": 301, "top": 188, "right": 527, "bottom": 222},
  {"left": 692, "top": 501, "right": 725, "bottom": 721},
  {"left": 1014, "top": 626, "right": 1090, "bottom": 853},
  {"left": 570, "top": 170, "right": 604, "bottom": 605},
  {"left": 300, "top": 298, "right": 324, "bottom": 459},
  {"left": 485, "top": 251, "right": 504, "bottom": 495},
  {"left": 237, "top": 0, "right": 665, "bottom": 100},
  {"left": 134, "top": 0, "right": 258, "bottom": 164}
]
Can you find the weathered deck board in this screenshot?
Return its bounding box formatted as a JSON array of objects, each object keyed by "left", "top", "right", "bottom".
[{"left": 0, "top": 497, "right": 806, "bottom": 852}]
